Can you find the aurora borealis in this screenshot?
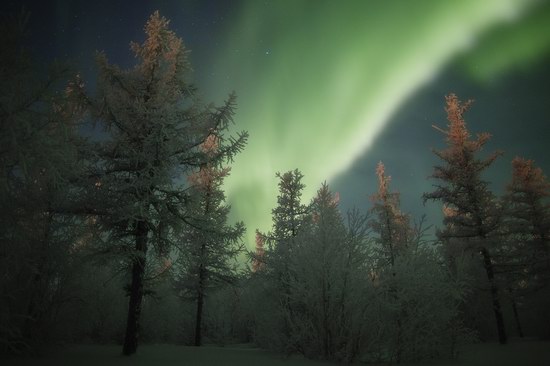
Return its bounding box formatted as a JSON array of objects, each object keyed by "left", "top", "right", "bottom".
[
  {"left": 8, "top": 0, "right": 550, "bottom": 248},
  {"left": 206, "top": 0, "right": 550, "bottom": 246}
]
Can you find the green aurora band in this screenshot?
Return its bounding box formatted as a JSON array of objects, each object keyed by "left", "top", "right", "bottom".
[{"left": 199, "top": 0, "right": 549, "bottom": 248}]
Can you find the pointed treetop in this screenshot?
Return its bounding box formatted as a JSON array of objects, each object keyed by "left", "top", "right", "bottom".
[
  {"left": 130, "top": 10, "right": 189, "bottom": 80},
  {"left": 429, "top": 94, "right": 498, "bottom": 169},
  {"left": 510, "top": 157, "right": 550, "bottom": 197},
  {"left": 314, "top": 182, "right": 340, "bottom": 209},
  {"left": 252, "top": 230, "right": 265, "bottom": 272},
  {"left": 445, "top": 93, "right": 473, "bottom": 146},
  {"left": 375, "top": 161, "right": 390, "bottom": 200}
]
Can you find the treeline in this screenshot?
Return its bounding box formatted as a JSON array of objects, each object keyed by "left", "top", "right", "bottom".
[
  {"left": 1, "top": 10, "right": 549, "bottom": 365},
  {"left": 241, "top": 94, "right": 550, "bottom": 363}
]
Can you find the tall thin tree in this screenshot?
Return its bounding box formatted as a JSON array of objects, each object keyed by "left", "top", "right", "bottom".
[
  {"left": 369, "top": 162, "right": 411, "bottom": 268},
  {"left": 178, "top": 133, "right": 245, "bottom": 347},
  {"left": 424, "top": 93, "right": 506, "bottom": 344}
]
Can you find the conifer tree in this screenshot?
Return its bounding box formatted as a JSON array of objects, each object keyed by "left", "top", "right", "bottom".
[
  {"left": 78, "top": 11, "right": 247, "bottom": 355},
  {"left": 368, "top": 162, "right": 415, "bottom": 362},
  {"left": 502, "top": 156, "right": 550, "bottom": 318},
  {"left": 504, "top": 157, "right": 550, "bottom": 272},
  {"left": 262, "top": 169, "right": 309, "bottom": 285},
  {"left": 299, "top": 183, "right": 347, "bottom": 359},
  {"left": 424, "top": 93, "right": 506, "bottom": 344},
  {"left": 256, "top": 169, "right": 309, "bottom": 352},
  {"left": 252, "top": 231, "right": 266, "bottom": 273},
  {"left": 369, "top": 162, "right": 412, "bottom": 268},
  {"left": 177, "top": 133, "right": 245, "bottom": 346}
]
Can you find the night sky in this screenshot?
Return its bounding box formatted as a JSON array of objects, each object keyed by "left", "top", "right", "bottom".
[{"left": 7, "top": 0, "right": 550, "bottom": 248}]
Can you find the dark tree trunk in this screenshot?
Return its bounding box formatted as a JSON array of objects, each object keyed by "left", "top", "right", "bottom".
[
  {"left": 480, "top": 247, "right": 507, "bottom": 344},
  {"left": 194, "top": 182, "right": 211, "bottom": 347},
  {"left": 396, "top": 317, "right": 403, "bottom": 364},
  {"left": 123, "top": 220, "right": 149, "bottom": 356},
  {"left": 23, "top": 212, "right": 53, "bottom": 345},
  {"left": 322, "top": 296, "right": 329, "bottom": 359},
  {"left": 194, "top": 260, "right": 205, "bottom": 347},
  {"left": 508, "top": 288, "right": 524, "bottom": 338},
  {"left": 23, "top": 270, "right": 44, "bottom": 344}
]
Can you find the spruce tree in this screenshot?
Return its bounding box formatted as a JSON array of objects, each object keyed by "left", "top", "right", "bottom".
[
  {"left": 262, "top": 169, "right": 309, "bottom": 285},
  {"left": 257, "top": 169, "right": 309, "bottom": 352},
  {"left": 424, "top": 93, "right": 506, "bottom": 344}
]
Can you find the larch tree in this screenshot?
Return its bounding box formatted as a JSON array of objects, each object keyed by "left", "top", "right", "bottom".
[
  {"left": 502, "top": 157, "right": 550, "bottom": 336},
  {"left": 368, "top": 162, "right": 414, "bottom": 363},
  {"left": 369, "top": 162, "right": 412, "bottom": 268},
  {"left": 423, "top": 93, "right": 506, "bottom": 344},
  {"left": 252, "top": 230, "right": 266, "bottom": 273},
  {"left": 504, "top": 157, "right": 550, "bottom": 276},
  {"left": 177, "top": 133, "right": 245, "bottom": 347},
  {"left": 366, "top": 162, "right": 471, "bottom": 362},
  {"left": 76, "top": 11, "right": 247, "bottom": 355}
]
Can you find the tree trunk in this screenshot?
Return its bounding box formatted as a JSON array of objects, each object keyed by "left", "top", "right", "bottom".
[
  {"left": 480, "top": 247, "right": 507, "bottom": 344},
  {"left": 194, "top": 261, "right": 205, "bottom": 346},
  {"left": 396, "top": 317, "right": 403, "bottom": 364},
  {"left": 321, "top": 271, "right": 330, "bottom": 359},
  {"left": 23, "top": 212, "right": 53, "bottom": 345},
  {"left": 508, "top": 288, "right": 524, "bottom": 338},
  {"left": 194, "top": 182, "right": 211, "bottom": 347},
  {"left": 123, "top": 220, "right": 149, "bottom": 355}
]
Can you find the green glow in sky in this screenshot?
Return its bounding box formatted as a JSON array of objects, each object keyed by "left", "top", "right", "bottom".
[
  {"left": 460, "top": 1, "right": 550, "bottom": 82},
  {"left": 201, "top": 0, "right": 541, "bottom": 248}
]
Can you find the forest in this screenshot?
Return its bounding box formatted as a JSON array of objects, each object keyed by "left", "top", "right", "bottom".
[{"left": 1, "top": 9, "right": 549, "bottom": 365}]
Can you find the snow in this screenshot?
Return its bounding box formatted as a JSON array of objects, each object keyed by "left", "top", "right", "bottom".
[
  {"left": 3, "top": 341, "right": 550, "bottom": 366},
  {"left": 3, "top": 344, "right": 333, "bottom": 366}
]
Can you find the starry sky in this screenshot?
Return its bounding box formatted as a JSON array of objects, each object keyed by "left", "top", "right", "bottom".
[{"left": 6, "top": 0, "right": 550, "bottom": 248}]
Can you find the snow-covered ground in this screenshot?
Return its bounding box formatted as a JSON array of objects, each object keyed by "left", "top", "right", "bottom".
[{"left": 3, "top": 340, "right": 550, "bottom": 365}]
